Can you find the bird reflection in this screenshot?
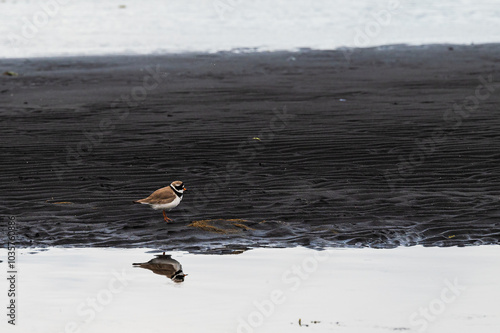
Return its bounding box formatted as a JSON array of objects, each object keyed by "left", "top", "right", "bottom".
[{"left": 133, "top": 252, "right": 187, "bottom": 283}]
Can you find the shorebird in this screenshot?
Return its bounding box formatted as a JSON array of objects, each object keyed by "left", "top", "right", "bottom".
[
  {"left": 134, "top": 181, "right": 186, "bottom": 222},
  {"left": 133, "top": 252, "right": 187, "bottom": 282}
]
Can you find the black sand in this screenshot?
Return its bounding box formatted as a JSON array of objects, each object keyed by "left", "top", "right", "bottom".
[{"left": 2, "top": 44, "right": 500, "bottom": 253}]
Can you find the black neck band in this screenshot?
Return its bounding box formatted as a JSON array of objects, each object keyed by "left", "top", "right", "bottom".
[
  {"left": 170, "top": 185, "right": 183, "bottom": 198},
  {"left": 172, "top": 270, "right": 184, "bottom": 279}
]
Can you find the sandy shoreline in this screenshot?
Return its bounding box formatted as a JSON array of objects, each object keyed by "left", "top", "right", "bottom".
[
  {"left": 1, "top": 44, "right": 500, "bottom": 251},
  {"left": 1, "top": 246, "right": 499, "bottom": 333}
]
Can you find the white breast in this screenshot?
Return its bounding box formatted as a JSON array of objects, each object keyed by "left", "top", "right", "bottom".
[{"left": 151, "top": 195, "right": 181, "bottom": 211}]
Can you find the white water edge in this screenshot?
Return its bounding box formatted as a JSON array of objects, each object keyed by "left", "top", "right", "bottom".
[
  {"left": 0, "top": 246, "right": 499, "bottom": 333},
  {"left": 1, "top": 0, "right": 500, "bottom": 58}
]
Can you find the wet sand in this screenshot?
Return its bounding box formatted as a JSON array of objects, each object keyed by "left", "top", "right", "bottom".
[
  {"left": 0, "top": 246, "right": 499, "bottom": 333},
  {"left": 1, "top": 44, "right": 500, "bottom": 252}
]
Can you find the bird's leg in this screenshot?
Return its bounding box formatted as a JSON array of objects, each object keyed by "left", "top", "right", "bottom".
[{"left": 163, "top": 210, "right": 173, "bottom": 222}]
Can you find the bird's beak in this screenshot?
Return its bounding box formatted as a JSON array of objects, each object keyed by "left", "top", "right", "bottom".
[{"left": 183, "top": 187, "right": 187, "bottom": 191}]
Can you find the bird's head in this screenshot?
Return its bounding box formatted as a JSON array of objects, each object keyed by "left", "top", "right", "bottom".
[{"left": 171, "top": 180, "right": 186, "bottom": 193}]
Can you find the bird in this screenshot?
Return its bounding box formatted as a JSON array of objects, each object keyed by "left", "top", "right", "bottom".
[
  {"left": 134, "top": 180, "right": 186, "bottom": 222},
  {"left": 133, "top": 252, "right": 187, "bottom": 283}
]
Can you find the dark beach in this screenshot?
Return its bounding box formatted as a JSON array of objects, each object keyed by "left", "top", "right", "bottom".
[{"left": 2, "top": 44, "right": 500, "bottom": 253}]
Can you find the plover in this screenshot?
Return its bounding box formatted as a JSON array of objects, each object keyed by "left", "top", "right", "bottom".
[
  {"left": 134, "top": 180, "right": 186, "bottom": 222},
  {"left": 133, "top": 252, "right": 187, "bottom": 282}
]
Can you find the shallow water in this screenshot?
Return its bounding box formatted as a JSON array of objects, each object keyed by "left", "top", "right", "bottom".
[
  {"left": 2, "top": 0, "right": 500, "bottom": 58},
  {"left": 0, "top": 246, "right": 499, "bottom": 333}
]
